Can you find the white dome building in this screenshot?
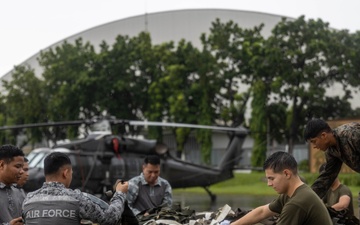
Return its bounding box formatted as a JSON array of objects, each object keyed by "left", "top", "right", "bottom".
[{"left": 1, "top": 9, "right": 285, "bottom": 82}]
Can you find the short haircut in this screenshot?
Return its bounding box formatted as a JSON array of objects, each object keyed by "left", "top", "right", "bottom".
[
  {"left": 304, "top": 118, "right": 331, "bottom": 141},
  {"left": 144, "top": 155, "right": 160, "bottom": 165},
  {"left": 0, "top": 144, "right": 24, "bottom": 163},
  {"left": 44, "top": 152, "right": 71, "bottom": 176},
  {"left": 263, "top": 151, "right": 298, "bottom": 175}
]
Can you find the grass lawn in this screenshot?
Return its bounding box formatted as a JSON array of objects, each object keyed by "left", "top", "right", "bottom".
[
  {"left": 173, "top": 171, "right": 360, "bottom": 198},
  {"left": 173, "top": 171, "right": 360, "bottom": 218}
]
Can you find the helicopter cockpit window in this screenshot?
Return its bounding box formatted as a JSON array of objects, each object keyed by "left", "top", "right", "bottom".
[
  {"left": 26, "top": 152, "right": 37, "bottom": 163},
  {"left": 28, "top": 152, "right": 48, "bottom": 169}
]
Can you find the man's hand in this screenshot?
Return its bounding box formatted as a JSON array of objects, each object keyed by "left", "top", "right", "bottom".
[
  {"left": 10, "top": 217, "right": 23, "bottom": 225},
  {"left": 115, "top": 179, "right": 128, "bottom": 193}
]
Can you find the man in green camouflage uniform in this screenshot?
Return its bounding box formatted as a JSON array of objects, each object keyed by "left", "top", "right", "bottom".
[{"left": 304, "top": 119, "right": 360, "bottom": 222}]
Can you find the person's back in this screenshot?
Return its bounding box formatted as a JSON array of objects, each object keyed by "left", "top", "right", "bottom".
[
  {"left": 22, "top": 152, "right": 128, "bottom": 225},
  {"left": 269, "top": 184, "right": 332, "bottom": 224},
  {"left": 24, "top": 182, "right": 85, "bottom": 225}
]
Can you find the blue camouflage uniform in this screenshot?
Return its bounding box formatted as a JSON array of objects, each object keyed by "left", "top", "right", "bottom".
[
  {"left": 0, "top": 182, "right": 25, "bottom": 225},
  {"left": 311, "top": 122, "right": 360, "bottom": 198},
  {"left": 22, "top": 182, "right": 126, "bottom": 225},
  {"left": 127, "top": 173, "right": 172, "bottom": 216}
]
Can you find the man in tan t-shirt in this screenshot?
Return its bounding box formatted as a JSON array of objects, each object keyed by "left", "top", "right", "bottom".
[{"left": 319, "top": 163, "right": 354, "bottom": 215}]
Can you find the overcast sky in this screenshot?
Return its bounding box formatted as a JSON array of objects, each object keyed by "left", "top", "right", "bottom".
[{"left": 1, "top": 0, "right": 360, "bottom": 77}]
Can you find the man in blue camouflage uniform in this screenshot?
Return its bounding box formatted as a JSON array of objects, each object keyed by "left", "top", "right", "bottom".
[
  {"left": 126, "top": 155, "right": 172, "bottom": 217},
  {"left": 304, "top": 119, "right": 360, "bottom": 222},
  {"left": 16, "top": 157, "right": 29, "bottom": 199},
  {"left": 22, "top": 152, "right": 128, "bottom": 225},
  {"left": 0, "top": 144, "right": 25, "bottom": 225}
]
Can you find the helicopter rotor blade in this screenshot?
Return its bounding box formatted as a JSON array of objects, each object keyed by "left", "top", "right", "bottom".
[
  {"left": 0, "top": 120, "right": 86, "bottom": 131},
  {"left": 0, "top": 118, "right": 248, "bottom": 134},
  {"left": 129, "top": 121, "right": 247, "bottom": 133}
]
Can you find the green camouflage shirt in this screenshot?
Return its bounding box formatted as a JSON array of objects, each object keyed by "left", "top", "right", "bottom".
[{"left": 311, "top": 122, "right": 360, "bottom": 198}]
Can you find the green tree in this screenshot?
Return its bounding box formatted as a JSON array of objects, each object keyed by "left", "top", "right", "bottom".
[
  {"left": 147, "top": 39, "right": 216, "bottom": 163},
  {"left": 202, "top": 19, "right": 265, "bottom": 127},
  {"left": 2, "top": 65, "right": 47, "bottom": 145},
  {"left": 154, "top": 42, "right": 197, "bottom": 154},
  {"left": 95, "top": 33, "right": 156, "bottom": 121},
  {"left": 39, "top": 39, "right": 98, "bottom": 120},
  {"left": 266, "top": 16, "right": 359, "bottom": 154},
  {"left": 89, "top": 32, "right": 179, "bottom": 138},
  {"left": 194, "top": 42, "right": 221, "bottom": 164},
  {"left": 143, "top": 41, "right": 178, "bottom": 140},
  {"left": 38, "top": 38, "right": 99, "bottom": 140},
  {"left": 0, "top": 93, "right": 13, "bottom": 144},
  {"left": 203, "top": 19, "right": 270, "bottom": 165},
  {"left": 250, "top": 80, "right": 267, "bottom": 167}
]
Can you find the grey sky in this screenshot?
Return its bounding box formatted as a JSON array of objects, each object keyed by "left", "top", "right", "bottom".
[{"left": 1, "top": 0, "right": 360, "bottom": 76}]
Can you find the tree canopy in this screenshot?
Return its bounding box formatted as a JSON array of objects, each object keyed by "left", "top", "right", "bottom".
[{"left": 1, "top": 15, "right": 360, "bottom": 165}]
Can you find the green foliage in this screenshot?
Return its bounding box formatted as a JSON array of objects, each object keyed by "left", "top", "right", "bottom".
[
  {"left": 147, "top": 39, "right": 216, "bottom": 160},
  {"left": 339, "top": 173, "right": 360, "bottom": 186},
  {"left": 301, "top": 172, "right": 360, "bottom": 187},
  {"left": 38, "top": 39, "right": 99, "bottom": 140},
  {"left": 2, "top": 15, "right": 360, "bottom": 167},
  {"left": 0, "top": 94, "right": 12, "bottom": 144},
  {"left": 267, "top": 103, "right": 288, "bottom": 143},
  {"left": 201, "top": 19, "right": 265, "bottom": 127},
  {"left": 250, "top": 81, "right": 268, "bottom": 167},
  {"left": 2, "top": 66, "right": 48, "bottom": 145},
  {"left": 193, "top": 46, "right": 219, "bottom": 164},
  {"left": 298, "top": 159, "right": 310, "bottom": 172},
  {"left": 96, "top": 32, "right": 157, "bottom": 121},
  {"left": 174, "top": 128, "right": 191, "bottom": 153},
  {"left": 262, "top": 16, "right": 359, "bottom": 154}
]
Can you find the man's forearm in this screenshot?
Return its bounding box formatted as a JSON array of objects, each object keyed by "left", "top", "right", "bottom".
[{"left": 231, "top": 205, "right": 273, "bottom": 225}]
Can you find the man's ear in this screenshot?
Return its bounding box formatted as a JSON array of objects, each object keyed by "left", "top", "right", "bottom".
[
  {"left": 62, "top": 168, "right": 70, "bottom": 179},
  {"left": 0, "top": 160, "right": 5, "bottom": 169},
  {"left": 283, "top": 169, "right": 291, "bottom": 178},
  {"left": 320, "top": 131, "right": 328, "bottom": 139}
]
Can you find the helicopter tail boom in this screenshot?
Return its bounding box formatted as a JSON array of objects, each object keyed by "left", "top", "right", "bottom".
[{"left": 217, "top": 132, "right": 247, "bottom": 172}]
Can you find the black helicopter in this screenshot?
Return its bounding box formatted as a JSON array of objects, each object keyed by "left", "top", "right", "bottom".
[{"left": 0, "top": 117, "right": 248, "bottom": 200}]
